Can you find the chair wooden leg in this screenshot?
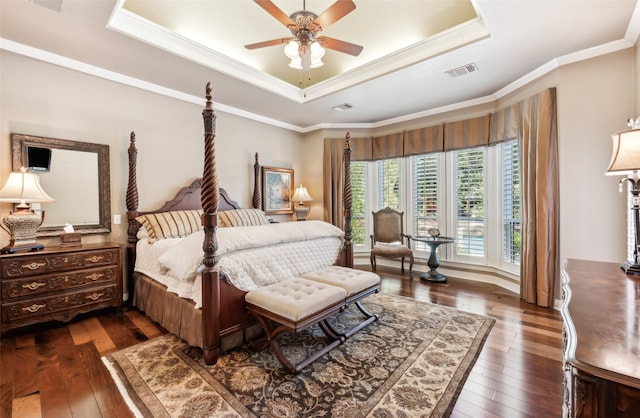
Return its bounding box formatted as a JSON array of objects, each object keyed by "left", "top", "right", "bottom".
[
  {"left": 370, "top": 254, "right": 376, "bottom": 271},
  {"left": 400, "top": 257, "right": 405, "bottom": 273},
  {"left": 409, "top": 255, "right": 414, "bottom": 279}
]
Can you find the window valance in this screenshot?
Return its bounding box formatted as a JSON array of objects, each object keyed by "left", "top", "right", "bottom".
[{"left": 443, "top": 114, "right": 491, "bottom": 151}]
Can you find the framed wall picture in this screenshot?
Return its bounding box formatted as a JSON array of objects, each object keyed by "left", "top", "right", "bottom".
[{"left": 262, "top": 166, "right": 294, "bottom": 215}]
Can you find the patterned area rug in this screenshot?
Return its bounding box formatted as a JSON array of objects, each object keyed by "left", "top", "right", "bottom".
[{"left": 103, "top": 293, "right": 494, "bottom": 417}]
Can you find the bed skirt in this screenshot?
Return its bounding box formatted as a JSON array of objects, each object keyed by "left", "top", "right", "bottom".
[{"left": 132, "top": 272, "right": 261, "bottom": 351}]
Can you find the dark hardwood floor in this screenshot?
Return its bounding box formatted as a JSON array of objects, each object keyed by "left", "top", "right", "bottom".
[{"left": 1, "top": 267, "right": 564, "bottom": 417}]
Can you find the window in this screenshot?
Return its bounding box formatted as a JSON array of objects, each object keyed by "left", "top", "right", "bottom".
[
  {"left": 377, "top": 158, "right": 401, "bottom": 210},
  {"left": 348, "top": 138, "right": 521, "bottom": 276},
  {"left": 502, "top": 139, "right": 521, "bottom": 265},
  {"left": 412, "top": 154, "right": 439, "bottom": 251},
  {"left": 454, "top": 149, "right": 485, "bottom": 258},
  {"left": 351, "top": 161, "right": 367, "bottom": 246}
]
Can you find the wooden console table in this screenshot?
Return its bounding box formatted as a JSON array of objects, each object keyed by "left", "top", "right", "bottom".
[{"left": 561, "top": 259, "right": 640, "bottom": 417}]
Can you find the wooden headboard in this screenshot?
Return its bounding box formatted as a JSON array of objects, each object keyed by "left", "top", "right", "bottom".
[{"left": 124, "top": 132, "right": 244, "bottom": 294}]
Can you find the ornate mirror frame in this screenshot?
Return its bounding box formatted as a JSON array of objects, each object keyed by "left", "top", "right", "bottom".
[{"left": 11, "top": 133, "right": 111, "bottom": 236}]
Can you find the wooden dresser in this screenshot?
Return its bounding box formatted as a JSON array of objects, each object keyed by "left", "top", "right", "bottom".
[
  {"left": 0, "top": 243, "right": 122, "bottom": 333},
  {"left": 561, "top": 259, "right": 640, "bottom": 417}
]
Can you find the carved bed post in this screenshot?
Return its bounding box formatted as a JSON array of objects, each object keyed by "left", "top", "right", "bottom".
[
  {"left": 126, "top": 132, "right": 139, "bottom": 300},
  {"left": 253, "top": 153, "right": 261, "bottom": 209},
  {"left": 200, "top": 82, "right": 221, "bottom": 365},
  {"left": 343, "top": 132, "right": 354, "bottom": 268}
]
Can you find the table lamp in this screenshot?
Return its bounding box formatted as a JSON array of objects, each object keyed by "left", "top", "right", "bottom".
[
  {"left": 606, "top": 118, "right": 640, "bottom": 274},
  {"left": 0, "top": 167, "right": 56, "bottom": 254},
  {"left": 291, "top": 185, "right": 313, "bottom": 221}
]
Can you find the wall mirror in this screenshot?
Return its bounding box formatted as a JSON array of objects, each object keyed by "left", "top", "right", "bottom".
[{"left": 11, "top": 133, "right": 111, "bottom": 236}]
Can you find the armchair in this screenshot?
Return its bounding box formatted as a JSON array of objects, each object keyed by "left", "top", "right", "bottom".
[{"left": 370, "top": 207, "right": 414, "bottom": 278}]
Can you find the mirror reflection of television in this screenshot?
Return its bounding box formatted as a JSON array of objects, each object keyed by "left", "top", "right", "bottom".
[{"left": 27, "top": 146, "right": 52, "bottom": 172}]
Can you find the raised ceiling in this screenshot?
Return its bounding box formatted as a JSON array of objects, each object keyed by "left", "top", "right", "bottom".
[
  {"left": 118, "top": 0, "right": 482, "bottom": 94},
  {"left": 1, "top": 0, "right": 639, "bottom": 130}
]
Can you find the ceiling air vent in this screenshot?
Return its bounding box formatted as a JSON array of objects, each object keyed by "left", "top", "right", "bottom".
[
  {"left": 332, "top": 103, "right": 353, "bottom": 111},
  {"left": 445, "top": 63, "right": 479, "bottom": 78},
  {"left": 31, "top": 0, "right": 63, "bottom": 13}
]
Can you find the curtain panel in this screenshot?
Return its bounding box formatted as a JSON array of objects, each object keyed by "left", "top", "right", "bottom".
[
  {"left": 323, "top": 135, "right": 371, "bottom": 227},
  {"left": 518, "top": 88, "right": 559, "bottom": 307}
]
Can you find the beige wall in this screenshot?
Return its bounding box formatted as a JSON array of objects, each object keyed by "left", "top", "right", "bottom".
[
  {"left": 1, "top": 47, "right": 636, "bottom": 267},
  {"left": 0, "top": 50, "right": 302, "bottom": 248}
]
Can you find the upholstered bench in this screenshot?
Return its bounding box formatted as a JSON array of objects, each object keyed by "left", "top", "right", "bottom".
[
  {"left": 245, "top": 268, "right": 381, "bottom": 374},
  {"left": 301, "top": 266, "right": 380, "bottom": 338}
]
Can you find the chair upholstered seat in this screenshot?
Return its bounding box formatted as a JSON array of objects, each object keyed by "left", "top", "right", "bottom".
[{"left": 370, "top": 207, "right": 414, "bottom": 278}]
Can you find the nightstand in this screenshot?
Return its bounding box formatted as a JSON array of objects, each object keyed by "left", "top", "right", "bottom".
[{"left": 0, "top": 243, "right": 123, "bottom": 333}]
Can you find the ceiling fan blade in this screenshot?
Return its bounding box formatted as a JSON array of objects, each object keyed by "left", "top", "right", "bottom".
[
  {"left": 317, "top": 36, "right": 363, "bottom": 56},
  {"left": 313, "top": 0, "right": 356, "bottom": 30},
  {"left": 254, "top": 0, "right": 295, "bottom": 28},
  {"left": 245, "top": 38, "right": 291, "bottom": 50}
]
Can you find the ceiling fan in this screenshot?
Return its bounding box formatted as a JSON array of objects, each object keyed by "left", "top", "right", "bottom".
[{"left": 245, "top": 0, "right": 363, "bottom": 70}]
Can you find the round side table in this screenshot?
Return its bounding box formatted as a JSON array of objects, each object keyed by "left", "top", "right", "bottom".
[{"left": 412, "top": 236, "right": 455, "bottom": 283}]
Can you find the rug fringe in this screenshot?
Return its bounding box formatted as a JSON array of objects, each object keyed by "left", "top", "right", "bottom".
[{"left": 101, "top": 356, "right": 145, "bottom": 418}]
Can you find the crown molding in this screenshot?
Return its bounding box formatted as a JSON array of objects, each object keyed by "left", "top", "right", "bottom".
[{"left": 1, "top": 31, "right": 635, "bottom": 134}]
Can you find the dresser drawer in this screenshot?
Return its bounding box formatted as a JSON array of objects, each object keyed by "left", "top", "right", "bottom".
[
  {"left": 0, "top": 248, "right": 119, "bottom": 278},
  {"left": 2, "top": 284, "right": 117, "bottom": 322},
  {"left": 1, "top": 265, "right": 119, "bottom": 299}
]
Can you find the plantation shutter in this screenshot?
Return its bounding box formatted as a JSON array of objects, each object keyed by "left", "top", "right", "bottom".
[
  {"left": 455, "top": 148, "right": 485, "bottom": 257},
  {"left": 413, "top": 154, "right": 439, "bottom": 250},
  {"left": 502, "top": 139, "right": 521, "bottom": 264}
]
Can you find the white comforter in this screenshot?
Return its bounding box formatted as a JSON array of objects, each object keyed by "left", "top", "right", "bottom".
[{"left": 135, "top": 221, "right": 345, "bottom": 308}]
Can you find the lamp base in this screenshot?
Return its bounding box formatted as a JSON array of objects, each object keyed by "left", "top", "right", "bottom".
[
  {"left": 294, "top": 204, "right": 310, "bottom": 221},
  {"left": 621, "top": 260, "right": 640, "bottom": 275}
]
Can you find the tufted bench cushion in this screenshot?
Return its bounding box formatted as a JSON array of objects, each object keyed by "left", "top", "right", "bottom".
[
  {"left": 302, "top": 266, "right": 380, "bottom": 298},
  {"left": 245, "top": 267, "right": 380, "bottom": 374},
  {"left": 245, "top": 277, "right": 346, "bottom": 322}
]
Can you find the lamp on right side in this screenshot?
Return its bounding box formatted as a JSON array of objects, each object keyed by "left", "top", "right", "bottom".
[{"left": 606, "top": 117, "right": 640, "bottom": 274}]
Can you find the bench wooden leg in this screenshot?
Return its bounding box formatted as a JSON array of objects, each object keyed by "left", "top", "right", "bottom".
[{"left": 248, "top": 312, "right": 346, "bottom": 374}]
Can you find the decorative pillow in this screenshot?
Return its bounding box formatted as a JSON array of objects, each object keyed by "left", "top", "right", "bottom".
[
  {"left": 218, "top": 208, "right": 269, "bottom": 227},
  {"left": 136, "top": 210, "right": 203, "bottom": 242}
]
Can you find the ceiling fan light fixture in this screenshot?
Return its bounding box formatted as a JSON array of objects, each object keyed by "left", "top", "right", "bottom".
[
  {"left": 284, "top": 40, "right": 324, "bottom": 70},
  {"left": 288, "top": 57, "right": 303, "bottom": 69},
  {"left": 284, "top": 40, "right": 299, "bottom": 59}
]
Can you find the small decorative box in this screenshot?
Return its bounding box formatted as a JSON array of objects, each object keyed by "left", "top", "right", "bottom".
[{"left": 60, "top": 232, "right": 82, "bottom": 247}]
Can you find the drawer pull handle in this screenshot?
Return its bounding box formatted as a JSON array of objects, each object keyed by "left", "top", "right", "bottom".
[
  {"left": 86, "top": 273, "right": 104, "bottom": 281},
  {"left": 22, "top": 282, "right": 47, "bottom": 291},
  {"left": 23, "top": 303, "right": 46, "bottom": 313},
  {"left": 86, "top": 256, "right": 104, "bottom": 263},
  {"left": 21, "top": 262, "right": 46, "bottom": 271},
  {"left": 86, "top": 292, "right": 104, "bottom": 301}
]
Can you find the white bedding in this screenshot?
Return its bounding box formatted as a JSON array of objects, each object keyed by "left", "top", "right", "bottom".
[{"left": 134, "top": 220, "right": 345, "bottom": 308}]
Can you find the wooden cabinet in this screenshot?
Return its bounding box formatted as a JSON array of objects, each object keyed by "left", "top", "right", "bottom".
[
  {"left": 561, "top": 259, "right": 640, "bottom": 417},
  {"left": 0, "top": 243, "right": 122, "bottom": 332}
]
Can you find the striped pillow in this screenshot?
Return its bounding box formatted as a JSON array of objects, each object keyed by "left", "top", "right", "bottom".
[
  {"left": 218, "top": 208, "right": 269, "bottom": 227},
  {"left": 136, "top": 210, "right": 203, "bottom": 242}
]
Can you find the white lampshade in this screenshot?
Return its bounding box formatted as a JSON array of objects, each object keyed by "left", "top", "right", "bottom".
[
  {"left": 606, "top": 129, "right": 640, "bottom": 175},
  {"left": 292, "top": 185, "right": 313, "bottom": 203},
  {"left": 284, "top": 40, "right": 324, "bottom": 71},
  {"left": 0, "top": 168, "right": 55, "bottom": 205}
]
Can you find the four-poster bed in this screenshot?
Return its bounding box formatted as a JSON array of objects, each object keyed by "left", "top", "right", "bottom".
[{"left": 125, "top": 83, "right": 355, "bottom": 365}]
